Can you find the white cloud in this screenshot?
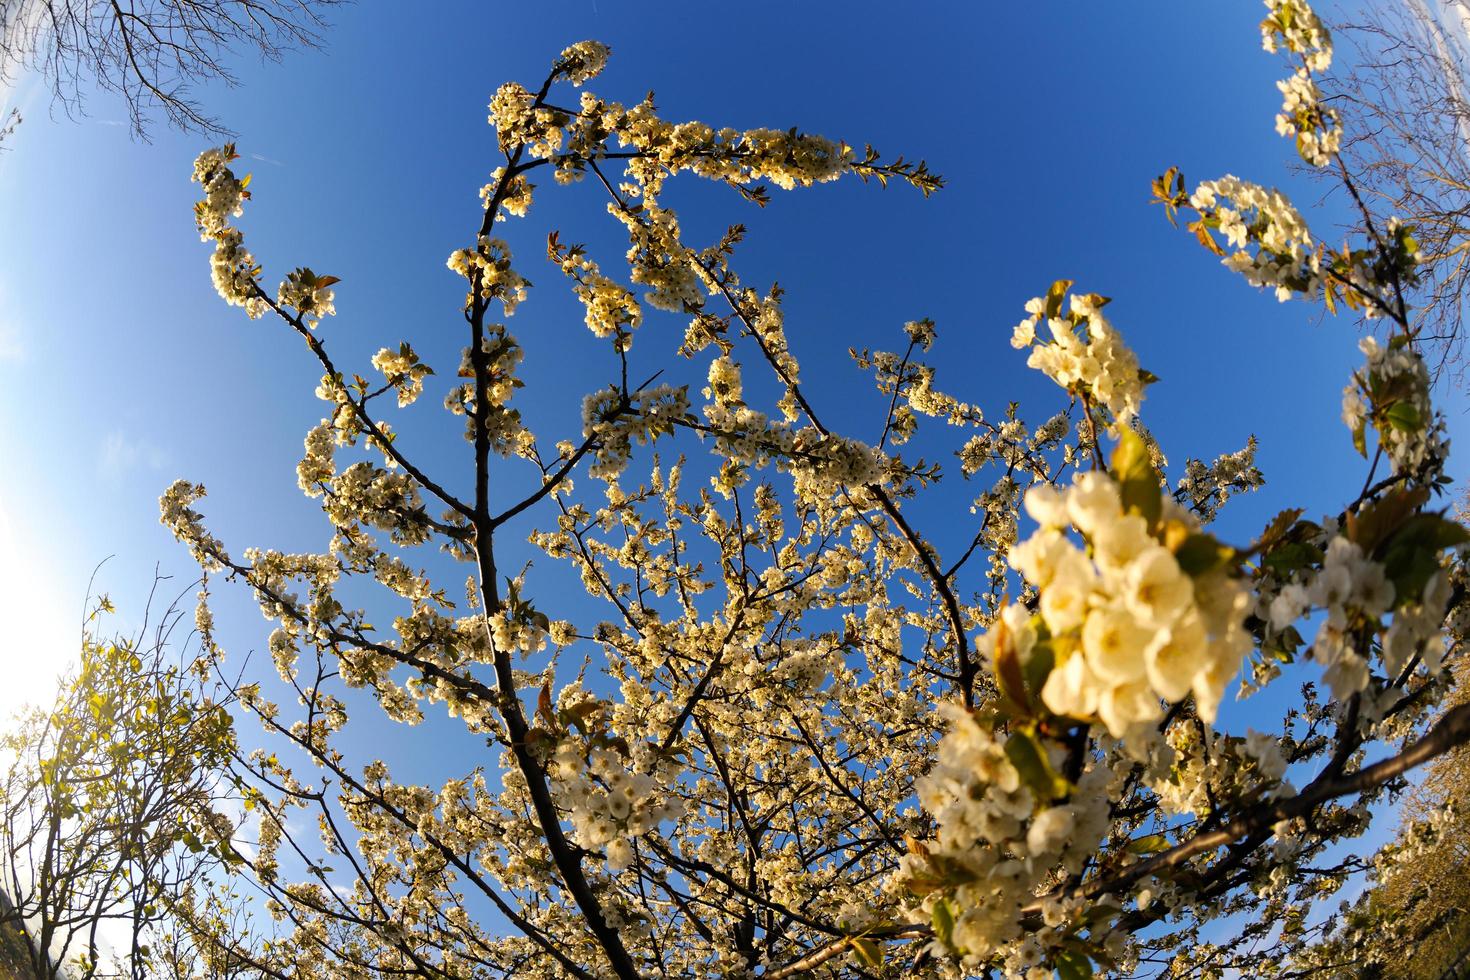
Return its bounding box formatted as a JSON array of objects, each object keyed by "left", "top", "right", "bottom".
[{"left": 98, "top": 431, "right": 169, "bottom": 481}]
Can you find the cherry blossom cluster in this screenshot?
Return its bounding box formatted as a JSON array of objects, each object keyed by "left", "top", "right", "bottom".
[
  {"left": 704, "top": 354, "right": 741, "bottom": 407},
  {"left": 851, "top": 328, "right": 983, "bottom": 448},
  {"left": 549, "top": 739, "right": 684, "bottom": 873},
  {"left": 191, "top": 145, "right": 266, "bottom": 317},
  {"left": 1275, "top": 69, "right": 1340, "bottom": 167},
  {"left": 1260, "top": 0, "right": 1333, "bottom": 73},
  {"left": 1006, "top": 471, "right": 1251, "bottom": 734},
  {"left": 557, "top": 41, "right": 611, "bottom": 86},
  {"left": 1173, "top": 174, "right": 1420, "bottom": 318},
  {"left": 1268, "top": 533, "right": 1453, "bottom": 707},
  {"left": 1262, "top": 0, "right": 1340, "bottom": 166},
  {"left": 276, "top": 267, "right": 337, "bottom": 328},
  {"left": 1342, "top": 335, "right": 1448, "bottom": 480},
  {"left": 1174, "top": 436, "right": 1264, "bottom": 523},
  {"left": 787, "top": 429, "right": 886, "bottom": 501},
  {"left": 488, "top": 82, "right": 565, "bottom": 158},
  {"left": 1188, "top": 175, "right": 1319, "bottom": 302},
  {"left": 371, "top": 344, "right": 434, "bottom": 408},
  {"left": 1382, "top": 570, "right": 1455, "bottom": 680},
  {"left": 607, "top": 202, "right": 705, "bottom": 313},
  {"left": 296, "top": 421, "right": 337, "bottom": 491},
  {"left": 488, "top": 607, "right": 548, "bottom": 656},
  {"left": 192, "top": 146, "right": 347, "bottom": 332},
  {"left": 326, "top": 462, "right": 431, "bottom": 546},
  {"left": 552, "top": 239, "right": 644, "bottom": 345},
  {"left": 1011, "top": 285, "right": 1148, "bottom": 429},
  {"left": 896, "top": 704, "right": 1126, "bottom": 975},
  {"left": 481, "top": 166, "right": 534, "bottom": 219},
  {"left": 697, "top": 373, "right": 887, "bottom": 501},
  {"left": 160, "top": 480, "right": 228, "bottom": 571},
  {"left": 1299, "top": 538, "right": 1395, "bottom": 699},
  {"left": 1372, "top": 802, "right": 1461, "bottom": 886},
  {"left": 582, "top": 384, "right": 691, "bottom": 480},
  {"left": 443, "top": 328, "right": 529, "bottom": 452},
  {"left": 446, "top": 237, "right": 530, "bottom": 314}
]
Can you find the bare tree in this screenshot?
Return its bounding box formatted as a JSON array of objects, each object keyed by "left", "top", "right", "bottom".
[
  {"left": 0, "top": 0, "right": 341, "bottom": 138},
  {"left": 1330, "top": 1, "right": 1470, "bottom": 382},
  {"left": 0, "top": 106, "right": 18, "bottom": 147}
]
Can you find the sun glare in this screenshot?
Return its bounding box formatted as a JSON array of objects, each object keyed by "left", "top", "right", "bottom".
[{"left": 0, "top": 497, "right": 74, "bottom": 718}]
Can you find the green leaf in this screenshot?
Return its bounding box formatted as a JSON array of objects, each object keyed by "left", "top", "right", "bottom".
[
  {"left": 1383, "top": 400, "right": 1423, "bottom": 432},
  {"left": 561, "top": 700, "right": 602, "bottom": 735},
  {"left": 1174, "top": 533, "right": 1235, "bottom": 577},
  {"left": 1126, "top": 833, "right": 1170, "bottom": 854},
  {"left": 1004, "top": 728, "right": 1072, "bottom": 802},
  {"left": 931, "top": 898, "right": 956, "bottom": 948},
  {"left": 1380, "top": 512, "right": 1470, "bottom": 601},
  {"left": 1262, "top": 541, "right": 1322, "bottom": 576},
  {"left": 1189, "top": 219, "right": 1226, "bottom": 256},
  {"left": 1043, "top": 279, "right": 1074, "bottom": 320},
  {"left": 1350, "top": 486, "right": 1430, "bottom": 554},
  {"left": 1111, "top": 430, "right": 1161, "bottom": 528},
  {"left": 1022, "top": 641, "right": 1056, "bottom": 708},
  {"left": 1388, "top": 512, "right": 1470, "bottom": 553},
  {"left": 1351, "top": 420, "right": 1367, "bottom": 457},
  {"left": 1056, "top": 949, "right": 1095, "bottom": 980},
  {"left": 1252, "top": 508, "right": 1305, "bottom": 556},
  {"left": 993, "top": 621, "right": 1031, "bottom": 717},
  {"left": 1265, "top": 624, "right": 1305, "bottom": 663},
  {"left": 849, "top": 937, "right": 883, "bottom": 969}
]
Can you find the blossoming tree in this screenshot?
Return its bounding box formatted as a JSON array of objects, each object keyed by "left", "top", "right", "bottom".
[
  {"left": 1, "top": 597, "right": 239, "bottom": 980},
  {"left": 160, "top": 4, "right": 1470, "bottom": 977}
]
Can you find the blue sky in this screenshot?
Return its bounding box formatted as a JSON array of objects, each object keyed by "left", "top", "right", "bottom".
[{"left": 0, "top": 0, "right": 1459, "bottom": 933}]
